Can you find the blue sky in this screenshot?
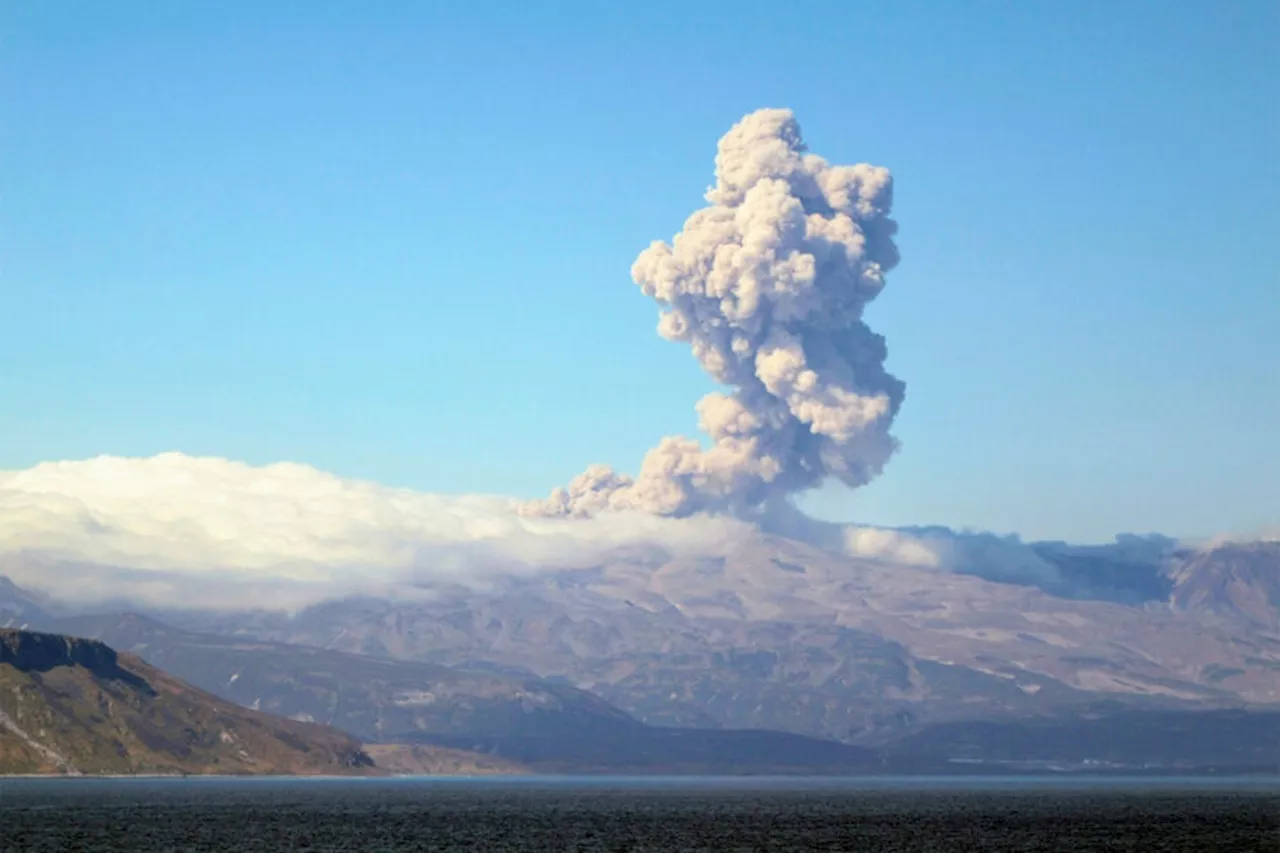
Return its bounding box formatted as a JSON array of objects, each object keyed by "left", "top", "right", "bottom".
[{"left": 2, "top": 1, "right": 1277, "bottom": 542}]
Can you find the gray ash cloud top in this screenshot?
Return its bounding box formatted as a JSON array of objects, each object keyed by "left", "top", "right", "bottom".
[{"left": 523, "top": 108, "right": 905, "bottom": 519}]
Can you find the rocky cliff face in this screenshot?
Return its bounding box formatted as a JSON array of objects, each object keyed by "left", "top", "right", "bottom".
[{"left": 0, "top": 630, "right": 137, "bottom": 683}]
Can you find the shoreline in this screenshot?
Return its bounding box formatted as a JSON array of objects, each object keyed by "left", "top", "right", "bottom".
[{"left": 4, "top": 772, "right": 1278, "bottom": 784}]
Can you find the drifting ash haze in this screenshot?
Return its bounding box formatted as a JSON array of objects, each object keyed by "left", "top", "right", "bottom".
[{"left": 523, "top": 108, "right": 904, "bottom": 519}]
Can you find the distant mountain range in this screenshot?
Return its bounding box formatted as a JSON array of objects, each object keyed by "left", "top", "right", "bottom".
[
  {"left": 17, "top": 612, "right": 888, "bottom": 774},
  {"left": 41, "top": 611, "right": 638, "bottom": 746},
  {"left": 134, "top": 535, "right": 1280, "bottom": 737},
  {"left": 2, "top": 531, "right": 1277, "bottom": 774},
  {"left": 0, "top": 624, "right": 895, "bottom": 776}
]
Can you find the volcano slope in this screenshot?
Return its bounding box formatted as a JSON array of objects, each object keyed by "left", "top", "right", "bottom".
[{"left": 147, "top": 534, "right": 1280, "bottom": 745}]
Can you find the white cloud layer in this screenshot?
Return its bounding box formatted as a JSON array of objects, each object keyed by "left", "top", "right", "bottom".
[
  {"left": 0, "top": 453, "right": 754, "bottom": 607},
  {"left": 2, "top": 453, "right": 1267, "bottom": 612},
  {"left": 0, "top": 453, "right": 984, "bottom": 608}
]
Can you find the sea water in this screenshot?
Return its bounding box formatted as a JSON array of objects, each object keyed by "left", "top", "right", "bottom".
[{"left": 1, "top": 775, "right": 1276, "bottom": 851}]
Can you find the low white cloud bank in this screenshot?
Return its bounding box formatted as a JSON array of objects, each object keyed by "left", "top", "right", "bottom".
[
  {"left": 0, "top": 454, "right": 758, "bottom": 607},
  {"left": 758, "top": 505, "right": 1062, "bottom": 584},
  {"left": 7, "top": 453, "right": 1261, "bottom": 612},
  {"left": 0, "top": 453, "right": 1009, "bottom": 610}
]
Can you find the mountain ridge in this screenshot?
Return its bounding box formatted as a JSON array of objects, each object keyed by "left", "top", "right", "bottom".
[
  {"left": 0, "top": 628, "right": 376, "bottom": 776},
  {"left": 142, "top": 534, "right": 1276, "bottom": 745},
  {"left": 1, "top": 531, "right": 1275, "bottom": 771},
  {"left": 0, "top": 621, "right": 901, "bottom": 775},
  {"left": 40, "top": 611, "right": 643, "bottom": 745}
]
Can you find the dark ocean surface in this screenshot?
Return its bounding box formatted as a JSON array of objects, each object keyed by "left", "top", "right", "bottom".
[{"left": 1, "top": 776, "right": 1276, "bottom": 852}]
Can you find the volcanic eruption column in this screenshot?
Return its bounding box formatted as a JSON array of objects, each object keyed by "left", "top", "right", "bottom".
[{"left": 522, "top": 108, "right": 904, "bottom": 519}]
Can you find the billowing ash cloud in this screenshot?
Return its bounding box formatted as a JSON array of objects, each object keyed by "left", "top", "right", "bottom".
[{"left": 522, "top": 108, "right": 904, "bottom": 519}]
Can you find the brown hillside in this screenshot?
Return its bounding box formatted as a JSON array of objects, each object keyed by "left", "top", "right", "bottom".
[{"left": 0, "top": 629, "right": 375, "bottom": 776}]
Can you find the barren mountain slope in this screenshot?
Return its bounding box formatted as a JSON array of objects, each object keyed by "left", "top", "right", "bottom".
[
  {"left": 47, "top": 612, "right": 640, "bottom": 745},
  {"left": 0, "top": 629, "right": 374, "bottom": 775},
  {"left": 158, "top": 534, "right": 1280, "bottom": 743},
  {"left": 1168, "top": 542, "right": 1280, "bottom": 630}
]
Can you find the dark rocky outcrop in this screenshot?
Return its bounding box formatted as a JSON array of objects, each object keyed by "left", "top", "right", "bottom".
[{"left": 0, "top": 629, "right": 150, "bottom": 691}]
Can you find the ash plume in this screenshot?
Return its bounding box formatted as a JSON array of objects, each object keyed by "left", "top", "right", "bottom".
[{"left": 523, "top": 108, "right": 905, "bottom": 518}]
